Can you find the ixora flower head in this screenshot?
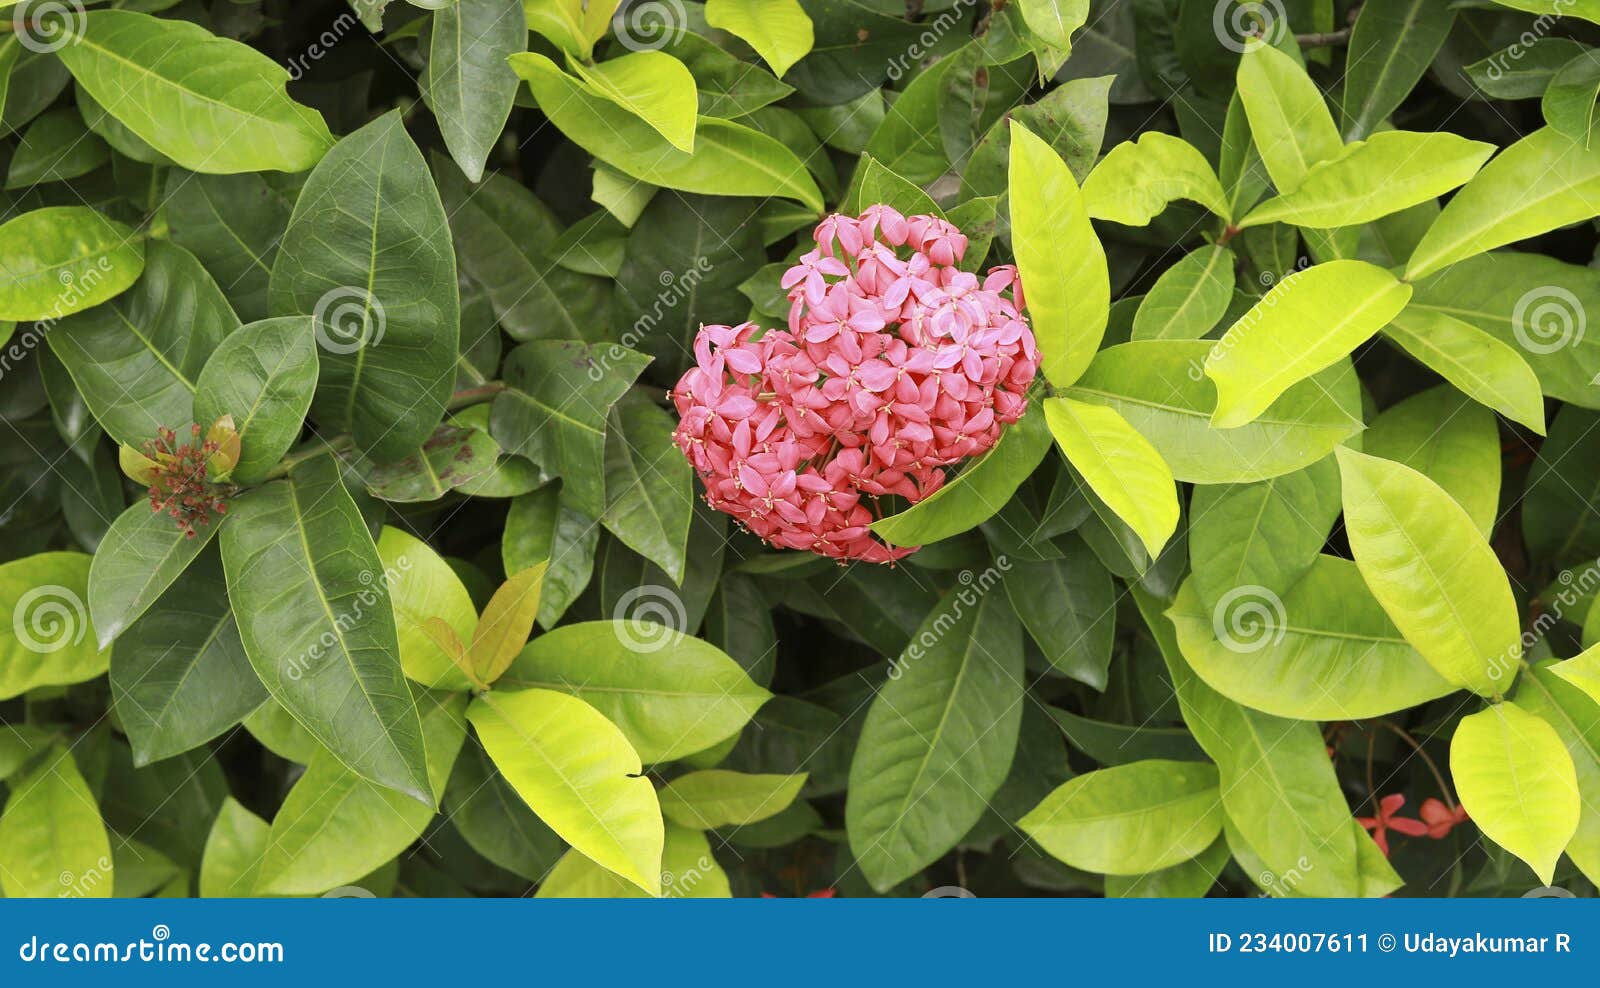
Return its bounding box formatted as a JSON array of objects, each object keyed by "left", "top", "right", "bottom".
[
  {"left": 671, "top": 205, "right": 1039, "bottom": 563},
  {"left": 120, "top": 417, "right": 241, "bottom": 539}
]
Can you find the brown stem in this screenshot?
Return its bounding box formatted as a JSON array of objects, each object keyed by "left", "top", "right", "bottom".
[
  {"left": 447, "top": 381, "right": 507, "bottom": 410},
  {"left": 1376, "top": 720, "right": 1457, "bottom": 810},
  {"left": 1296, "top": 29, "right": 1352, "bottom": 46}
]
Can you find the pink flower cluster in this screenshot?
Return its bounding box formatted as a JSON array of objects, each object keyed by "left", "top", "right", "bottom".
[{"left": 671, "top": 205, "right": 1039, "bottom": 563}]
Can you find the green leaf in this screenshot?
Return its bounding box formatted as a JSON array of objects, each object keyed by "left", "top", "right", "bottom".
[
  {"left": 1131, "top": 245, "right": 1235, "bottom": 341},
  {"left": 873, "top": 406, "right": 1051, "bottom": 547},
  {"left": 503, "top": 484, "right": 598, "bottom": 628},
  {"left": 1236, "top": 42, "right": 1343, "bottom": 191},
  {"left": 667, "top": 30, "right": 794, "bottom": 118},
  {"left": 537, "top": 823, "right": 729, "bottom": 898},
  {"left": 1005, "top": 542, "right": 1116, "bottom": 689},
  {"left": 0, "top": 747, "right": 111, "bottom": 898},
  {"left": 1021, "top": 759, "right": 1222, "bottom": 875},
  {"left": 1018, "top": 0, "right": 1090, "bottom": 51},
  {"left": 1524, "top": 407, "right": 1600, "bottom": 567},
  {"left": 1009, "top": 119, "right": 1107, "bottom": 387},
  {"left": 500, "top": 620, "right": 770, "bottom": 764},
  {"left": 378, "top": 526, "right": 477, "bottom": 692},
  {"left": 2, "top": 551, "right": 106, "bottom": 700},
  {"left": 5, "top": 107, "right": 108, "bottom": 189},
  {"left": 1381, "top": 307, "right": 1545, "bottom": 434},
  {"left": 523, "top": 0, "right": 614, "bottom": 59},
  {"left": 962, "top": 75, "right": 1111, "bottom": 198},
  {"left": 1336, "top": 446, "right": 1520, "bottom": 697},
  {"left": 1553, "top": 643, "right": 1600, "bottom": 707},
  {"left": 1205, "top": 260, "right": 1411, "bottom": 429},
  {"left": 346, "top": 424, "right": 502, "bottom": 503},
  {"left": 58, "top": 10, "right": 333, "bottom": 173},
  {"left": 87, "top": 502, "right": 219, "bottom": 650},
  {"left": 1451, "top": 701, "right": 1579, "bottom": 885},
  {"left": 1544, "top": 49, "right": 1600, "bottom": 145},
  {"left": 255, "top": 690, "right": 467, "bottom": 895},
  {"left": 422, "top": 0, "right": 524, "bottom": 182},
  {"left": 192, "top": 316, "right": 319, "bottom": 484},
  {"left": 243, "top": 699, "right": 319, "bottom": 764},
  {"left": 569, "top": 50, "right": 699, "bottom": 153},
  {"left": 1167, "top": 557, "right": 1454, "bottom": 720},
  {"left": 1363, "top": 385, "right": 1502, "bottom": 537},
  {"left": 1188, "top": 456, "right": 1340, "bottom": 613},
  {"left": 219, "top": 455, "right": 432, "bottom": 803},
  {"left": 1515, "top": 661, "right": 1600, "bottom": 885},
  {"left": 1407, "top": 129, "right": 1600, "bottom": 280},
  {"left": 1135, "top": 589, "right": 1390, "bottom": 897},
  {"left": 1046, "top": 706, "right": 1206, "bottom": 766},
  {"left": 706, "top": 0, "right": 814, "bottom": 77},
  {"left": 510, "top": 52, "right": 823, "bottom": 212},
  {"left": 431, "top": 157, "right": 612, "bottom": 343},
  {"left": 658, "top": 770, "right": 807, "bottom": 829},
  {"left": 602, "top": 392, "right": 691, "bottom": 583},
  {"left": 1043, "top": 396, "right": 1178, "bottom": 558},
  {"left": 1065, "top": 341, "right": 1363, "bottom": 484},
  {"left": 110, "top": 546, "right": 265, "bottom": 767},
  {"left": 489, "top": 340, "right": 651, "bottom": 518},
  {"left": 1105, "top": 836, "right": 1230, "bottom": 898},
  {"left": 0, "top": 206, "right": 144, "bottom": 322},
  {"left": 164, "top": 171, "right": 298, "bottom": 323},
  {"left": 1341, "top": 0, "right": 1457, "bottom": 140},
  {"left": 199, "top": 797, "right": 269, "bottom": 897},
  {"left": 469, "top": 687, "right": 664, "bottom": 895},
  {"left": 443, "top": 738, "right": 564, "bottom": 882},
  {"left": 269, "top": 110, "right": 458, "bottom": 463},
  {"left": 1240, "top": 132, "right": 1494, "bottom": 229},
  {"left": 1081, "top": 132, "right": 1230, "bottom": 224},
  {"left": 846, "top": 588, "right": 1023, "bottom": 892}
]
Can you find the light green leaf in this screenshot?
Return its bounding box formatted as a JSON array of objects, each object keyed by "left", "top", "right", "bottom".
[
  {"left": 443, "top": 739, "right": 565, "bottom": 882},
  {"left": 872, "top": 406, "right": 1051, "bottom": 547},
  {"left": 1407, "top": 129, "right": 1600, "bottom": 280},
  {"left": 537, "top": 823, "right": 729, "bottom": 898},
  {"left": 2, "top": 551, "right": 107, "bottom": 700},
  {"left": 467, "top": 564, "right": 545, "bottom": 687},
  {"left": 1167, "top": 558, "right": 1454, "bottom": 720},
  {"left": 199, "top": 797, "right": 269, "bottom": 897},
  {"left": 58, "top": 10, "right": 333, "bottom": 173},
  {"left": 1065, "top": 341, "right": 1362, "bottom": 484},
  {"left": 1382, "top": 307, "right": 1546, "bottom": 434},
  {"left": 220, "top": 455, "right": 432, "bottom": 803},
  {"left": 1105, "top": 836, "right": 1231, "bottom": 898},
  {"left": 503, "top": 484, "right": 598, "bottom": 629},
  {"left": 570, "top": 50, "right": 698, "bottom": 153},
  {"left": 602, "top": 392, "right": 691, "bottom": 584},
  {"left": 1236, "top": 42, "right": 1343, "bottom": 191},
  {"left": 0, "top": 206, "right": 144, "bottom": 322},
  {"left": 269, "top": 111, "right": 459, "bottom": 463},
  {"left": 5, "top": 107, "right": 108, "bottom": 189},
  {"left": 658, "top": 770, "right": 806, "bottom": 830},
  {"left": 1205, "top": 260, "right": 1411, "bottom": 429},
  {"left": 846, "top": 588, "right": 1023, "bottom": 892},
  {"left": 0, "top": 747, "right": 111, "bottom": 898},
  {"left": 1017, "top": 0, "right": 1090, "bottom": 51},
  {"left": 423, "top": 0, "right": 524, "bottom": 182},
  {"left": 375, "top": 526, "right": 476, "bottom": 692},
  {"left": 705, "top": 0, "right": 814, "bottom": 78},
  {"left": 193, "top": 317, "right": 319, "bottom": 485},
  {"left": 500, "top": 620, "right": 770, "bottom": 764},
  {"left": 1043, "top": 396, "right": 1178, "bottom": 557},
  {"left": 1451, "top": 701, "right": 1579, "bottom": 885},
  {"left": 1009, "top": 119, "right": 1107, "bottom": 387},
  {"left": 489, "top": 340, "right": 650, "bottom": 518},
  {"left": 511, "top": 52, "right": 822, "bottom": 212},
  {"left": 1336, "top": 446, "right": 1519, "bottom": 696},
  {"left": 1081, "top": 132, "right": 1230, "bottom": 224},
  {"left": 1515, "top": 661, "right": 1600, "bottom": 885},
  {"left": 1544, "top": 49, "right": 1600, "bottom": 145},
  {"left": 1131, "top": 245, "right": 1235, "bottom": 341},
  {"left": 469, "top": 687, "right": 664, "bottom": 896},
  {"left": 523, "top": 0, "right": 617, "bottom": 60},
  {"left": 1240, "top": 132, "right": 1494, "bottom": 229},
  {"left": 1363, "top": 385, "right": 1502, "bottom": 537},
  {"left": 1020, "top": 759, "right": 1221, "bottom": 875},
  {"left": 255, "top": 690, "right": 467, "bottom": 895}
]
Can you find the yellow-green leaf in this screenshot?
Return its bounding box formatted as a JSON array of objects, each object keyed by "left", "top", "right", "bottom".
[
  {"left": 1043, "top": 396, "right": 1178, "bottom": 558},
  {"left": 1451, "top": 701, "right": 1578, "bottom": 885}
]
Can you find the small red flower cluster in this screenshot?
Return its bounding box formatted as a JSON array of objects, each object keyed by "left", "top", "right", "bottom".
[
  {"left": 1358, "top": 794, "right": 1470, "bottom": 857},
  {"left": 142, "top": 424, "right": 230, "bottom": 539},
  {"left": 671, "top": 205, "right": 1039, "bottom": 562}
]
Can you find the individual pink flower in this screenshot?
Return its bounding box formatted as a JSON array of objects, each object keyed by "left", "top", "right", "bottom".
[{"left": 670, "top": 206, "right": 1039, "bottom": 563}]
